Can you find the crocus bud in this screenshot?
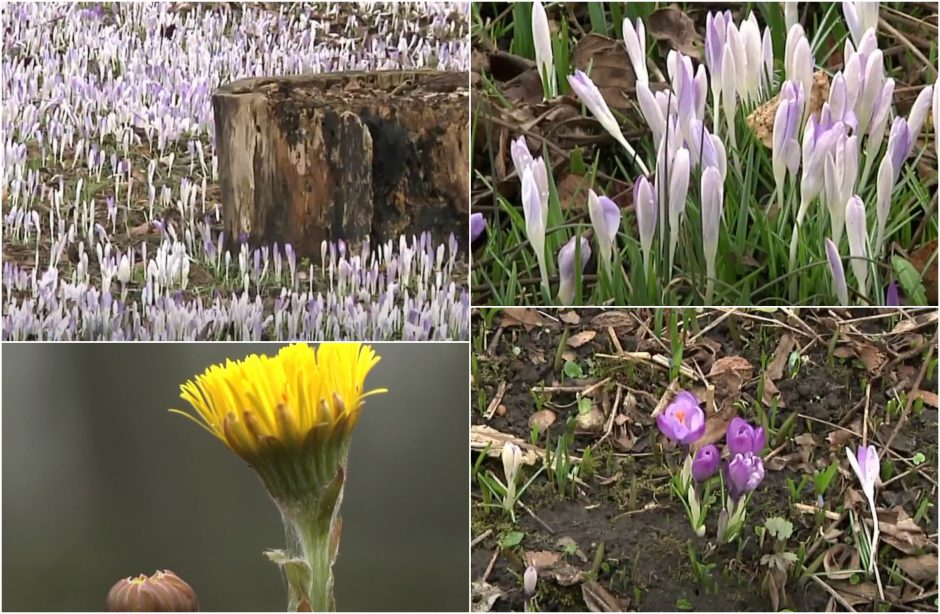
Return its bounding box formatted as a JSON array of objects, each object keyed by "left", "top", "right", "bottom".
[
  {"left": 726, "top": 417, "right": 766, "bottom": 456},
  {"left": 656, "top": 390, "right": 704, "bottom": 445},
  {"left": 636, "top": 81, "right": 665, "bottom": 146},
  {"left": 531, "top": 1, "right": 556, "bottom": 98},
  {"left": 845, "top": 195, "right": 869, "bottom": 298},
  {"left": 843, "top": 1, "right": 878, "bottom": 46},
  {"left": 634, "top": 175, "right": 657, "bottom": 271},
  {"left": 825, "top": 238, "right": 850, "bottom": 305},
  {"left": 692, "top": 444, "right": 720, "bottom": 482},
  {"left": 701, "top": 165, "right": 723, "bottom": 301},
  {"left": 906, "top": 85, "right": 933, "bottom": 153},
  {"left": 845, "top": 444, "right": 880, "bottom": 504},
  {"left": 867, "top": 78, "right": 895, "bottom": 159},
  {"left": 470, "top": 212, "right": 486, "bottom": 243},
  {"left": 523, "top": 565, "right": 538, "bottom": 598},
  {"left": 667, "top": 147, "right": 691, "bottom": 272},
  {"left": 522, "top": 167, "right": 549, "bottom": 294},
  {"left": 106, "top": 570, "right": 199, "bottom": 612},
  {"left": 772, "top": 81, "right": 804, "bottom": 200},
  {"left": 622, "top": 17, "right": 648, "bottom": 84},
  {"left": 886, "top": 117, "right": 910, "bottom": 183},
  {"left": 557, "top": 234, "right": 591, "bottom": 305},
  {"left": 726, "top": 452, "right": 765, "bottom": 501},
  {"left": 567, "top": 70, "right": 649, "bottom": 175},
  {"left": 502, "top": 442, "right": 523, "bottom": 489},
  {"left": 874, "top": 152, "right": 893, "bottom": 256},
  {"left": 886, "top": 281, "right": 899, "bottom": 306},
  {"left": 117, "top": 254, "right": 131, "bottom": 285},
  {"left": 587, "top": 189, "right": 620, "bottom": 271}
]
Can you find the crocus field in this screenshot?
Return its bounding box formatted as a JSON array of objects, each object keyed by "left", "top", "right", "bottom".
[
  {"left": 471, "top": 307, "right": 938, "bottom": 612},
  {"left": 470, "top": 2, "right": 938, "bottom": 306},
  {"left": 1, "top": 2, "right": 471, "bottom": 340}
]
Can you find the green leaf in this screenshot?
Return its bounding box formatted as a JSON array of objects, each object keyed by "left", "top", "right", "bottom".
[
  {"left": 563, "top": 360, "right": 584, "bottom": 378},
  {"left": 892, "top": 256, "right": 928, "bottom": 305},
  {"left": 676, "top": 597, "right": 693, "bottom": 611},
  {"left": 912, "top": 452, "right": 926, "bottom": 466},
  {"left": 578, "top": 396, "right": 592, "bottom": 415},
  {"left": 501, "top": 531, "right": 525, "bottom": 548}
]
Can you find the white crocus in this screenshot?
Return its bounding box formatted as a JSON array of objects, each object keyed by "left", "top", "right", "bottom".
[
  {"left": 623, "top": 17, "right": 648, "bottom": 84},
  {"left": 667, "top": 147, "right": 690, "bottom": 275},
  {"left": 521, "top": 167, "right": 549, "bottom": 296},
  {"left": 845, "top": 195, "right": 869, "bottom": 298},
  {"left": 843, "top": 1, "right": 879, "bottom": 47},
  {"left": 701, "top": 166, "right": 724, "bottom": 303},
  {"left": 531, "top": 1, "right": 556, "bottom": 98},
  {"left": 501, "top": 442, "right": 523, "bottom": 513}
]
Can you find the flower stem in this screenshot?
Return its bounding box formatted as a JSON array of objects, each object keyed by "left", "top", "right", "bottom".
[{"left": 295, "top": 514, "right": 336, "bottom": 612}]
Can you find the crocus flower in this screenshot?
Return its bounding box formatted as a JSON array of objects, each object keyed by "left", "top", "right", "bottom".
[
  {"left": 556, "top": 234, "right": 591, "bottom": 305},
  {"left": 886, "top": 281, "right": 899, "bottom": 306},
  {"left": 568, "top": 70, "right": 650, "bottom": 175},
  {"left": 846, "top": 444, "right": 880, "bottom": 505},
  {"left": 510, "top": 136, "right": 549, "bottom": 216},
  {"left": 823, "top": 134, "right": 859, "bottom": 246},
  {"left": 866, "top": 78, "right": 896, "bottom": 162},
  {"left": 470, "top": 212, "right": 486, "bottom": 243},
  {"left": 667, "top": 146, "right": 691, "bottom": 274},
  {"left": 825, "top": 238, "right": 850, "bottom": 305},
  {"left": 521, "top": 167, "right": 550, "bottom": 295},
  {"left": 634, "top": 175, "right": 657, "bottom": 272},
  {"left": 523, "top": 565, "right": 538, "bottom": 598},
  {"left": 692, "top": 444, "right": 720, "bottom": 482},
  {"left": 700, "top": 165, "right": 723, "bottom": 303},
  {"left": 656, "top": 390, "right": 704, "bottom": 445},
  {"left": 772, "top": 81, "right": 804, "bottom": 204},
  {"left": 726, "top": 452, "right": 765, "bottom": 500},
  {"left": 846, "top": 444, "right": 881, "bottom": 573},
  {"left": 502, "top": 442, "right": 523, "bottom": 492},
  {"left": 845, "top": 195, "right": 869, "bottom": 298},
  {"left": 874, "top": 151, "right": 894, "bottom": 256},
  {"left": 636, "top": 81, "right": 665, "bottom": 146},
  {"left": 843, "top": 1, "right": 879, "bottom": 46},
  {"left": 726, "top": 417, "right": 765, "bottom": 456},
  {"left": 906, "top": 85, "right": 934, "bottom": 155},
  {"left": 587, "top": 189, "right": 620, "bottom": 274},
  {"left": 531, "top": 1, "right": 556, "bottom": 98},
  {"left": 622, "top": 17, "right": 648, "bottom": 84},
  {"left": 785, "top": 25, "right": 814, "bottom": 120}
]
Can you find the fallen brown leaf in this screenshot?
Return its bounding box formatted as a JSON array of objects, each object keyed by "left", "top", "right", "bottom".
[
  {"left": 647, "top": 7, "right": 702, "bottom": 58},
  {"left": 896, "top": 554, "right": 938, "bottom": 583},
  {"left": 567, "top": 330, "right": 597, "bottom": 348},
  {"left": 878, "top": 507, "right": 929, "bottom": 555},
  {"left": 501, "top": 308, "right": 544, "bottom": 330}
]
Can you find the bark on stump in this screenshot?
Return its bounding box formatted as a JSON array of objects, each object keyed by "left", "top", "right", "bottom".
[{"left": 212, "top": 70, "right": 469, "bottom": 260}]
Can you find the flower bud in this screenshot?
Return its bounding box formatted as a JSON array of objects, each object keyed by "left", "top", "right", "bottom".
[
  {"left": 692, "top": 444, "right": 720, "bottom": 482},
  {"left": 106, "top": 570, "right": 199, "bottom": 612},
  {"left": 557, "top": 234, "right": 591, "bottom": 305},
  {"left": 825, "top": 238, "right": 849, "bottom": 305},
  {"left": 524, "top": 565, "right": 538, "bottom": 598},
  {"left": 470, "top": 212, "right": 486, "bottom": 243},
  {"left": 845, "top": 195, "right": 869, "bottom": 298},
  {"left": 587, "top": 189, "right": 620, "bottom": 269},
  {"left": 532, "top": 1, "right": 555, "bottom": 98}
]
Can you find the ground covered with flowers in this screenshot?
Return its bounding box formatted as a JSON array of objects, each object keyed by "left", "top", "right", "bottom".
[
  {"left": 2, "top": 2, "right": 471, "bottom": 340},
  {"left": 471, "top": 307, "right": 937, "bottom": 612},
  {"left": 470, "top": 2, "right": 937, "bottom": 306}
]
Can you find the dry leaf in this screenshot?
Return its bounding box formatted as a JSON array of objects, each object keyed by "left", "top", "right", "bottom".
[
  {"left": 571, "top": 33, "right": 635, "bottom": 112},
  {"left": 567, "top": 330, "right": 597, "bottom": 348},
  {"left": 878, "top": 507, "right": 929, "bottom": 555},
  {"left": 582, "top": 580, "right": 623, "bottom": 612},
  {"left": 765, "top": 333, "right": 797, "bottom": 381},
  {"left": 129, "top": 221, "right": 155, "bottom": 236},
  {"left": 912, "top": 389, "right": 939, "bottom": 407},
  {"left": 560, "top": 311, "right": 581, "bottom": 325},
  {"left": 896, "top": 554, "right": 938, "bottom": 583},
  {"left": 747, "top": 70, "right": 830, "bottom": 148},
  {"left": 470, "top": 424, "right": 542, "bottom": 466},
  {"left": 529, "top": 409, "right": 557, "bottom": 432},
  {"left": 647, "top": 7, "right": 702, "bottom": 58},
  {"left": 501, "top": 308, "right": 544, "bottom": 330},
  {"left": 555, "top": 171, "right": 591, "bottom": 212},
  {"left": 907, "top": 238, "right": 938, "bottom": 304},
  {"left": 471, "top": 581, "right": 504, "bottom": 613},
  {"left": 590, "top": 311, "right": 636, "bottom": 331}
]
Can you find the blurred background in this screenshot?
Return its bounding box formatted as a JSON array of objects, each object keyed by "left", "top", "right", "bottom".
[{"left": 2, "top": 343, "right": 468, "bottom": 611}]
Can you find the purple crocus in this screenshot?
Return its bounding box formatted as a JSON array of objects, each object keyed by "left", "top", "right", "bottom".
[
  {"left": 726, "top": 452, "right": 765, "bottom": 500},
  {"left": 886, "top": 281, "right": 899, "bottom": 307},
  {"left": 846, "top": 444, "right": 880, "bottom": 504},
  {"left": 556, "top": 234, "right": 591, "bottom": 305},
  {"left": 825, "top": 238, "right": 850, "bottom": 305},
  {"left": 470, "top": 212, "right": 486, "bottom": 243},
  {"left": 691, "top": 444, "right": 720, "bottom": 482},
  {"left": 726, "top": 417, "right": 765, "bottom": 456},
  {"left": 634, "top": 175, "right": 657, "bottom": 272},
  {"left": 587, "top": 189, "right": 620, "bottom": 272},
  {"left": 656, "top": 390, "right": 705, "bottom": 445}
]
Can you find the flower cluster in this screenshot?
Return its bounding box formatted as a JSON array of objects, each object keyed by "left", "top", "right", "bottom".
[
  {"left": 490, "top": 1, "right": 936, "bottom": 305},
  {"left": 657, "top": 391, "right": 765, "bottom": 541},
  {"left": 1, "top": 3, "right": 470, "bottom": 340},
  {"left": 3, "top": 233, "right": 469, "bottom": 340}
]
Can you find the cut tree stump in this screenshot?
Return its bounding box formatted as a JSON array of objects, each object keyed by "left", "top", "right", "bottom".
[{"left": 212, "top": 70, "right": 468, "bottom": 260}]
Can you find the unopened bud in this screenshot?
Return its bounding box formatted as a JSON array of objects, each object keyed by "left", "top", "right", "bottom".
[
  {"left": 524, "top": 565, "right": 538, "bottom": 598},
  {"left": 106, "top": 570, "right": 199, "bottom": 612}
]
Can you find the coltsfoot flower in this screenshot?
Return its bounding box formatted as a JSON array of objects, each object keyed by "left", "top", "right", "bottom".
[
  {"left": 106, "top": 570, "right": 199, "bottom": 612},
  {"left": 172, "top": 343, "right": 386, "bottom": 612}
]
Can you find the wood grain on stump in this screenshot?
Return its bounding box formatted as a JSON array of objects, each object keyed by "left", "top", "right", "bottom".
[{"left": 212, "top": 70, "right": 468, "bottom": 259}]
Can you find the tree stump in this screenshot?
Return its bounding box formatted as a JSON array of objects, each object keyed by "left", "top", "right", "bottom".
[{"left": 212, "top": 70, "right": 469, "bottom": 260}]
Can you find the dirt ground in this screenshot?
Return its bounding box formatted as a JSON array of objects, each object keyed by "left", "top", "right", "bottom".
[{"left": 471, "top": 308, "right": 938, "bottom": 612}]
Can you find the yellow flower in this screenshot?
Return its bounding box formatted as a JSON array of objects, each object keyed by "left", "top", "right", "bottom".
[{"left": 173, "top": 343, "right": 386, "bottom": 465}]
